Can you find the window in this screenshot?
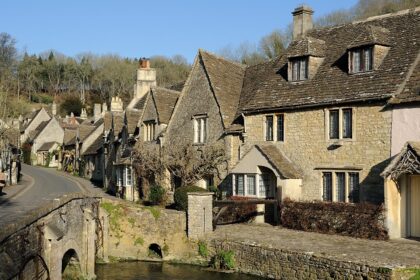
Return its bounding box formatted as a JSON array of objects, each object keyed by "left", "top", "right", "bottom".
[
  {"left": 126, "top": 166, "right": 132, "bottom": 186},
  {"left": 329, "top": 110, "right": 339, "bottom": 139},
  {"left": 348, "top": 172, "right": 359, "bottom": 203},
  {"left": 235, "top": 174, "right": 244, "bottom": 196},
  {"left": 277, "top": 114, "right": 284, "bottom": 142},
  {"left": 328, "top": 108, "right": 353, "bottom": 140},
  {"left": 193, "top": 116, "right": 207, "bottom": 144},
  {"left": 323, "top": 172, "right": 333, "bottom": 201},
  {"left": 342, "top": 109, "right": 352, "bottom": 139},
  {"left": 290, "top": 57, "right": 308, "bottom": 81},
  {"left": 116, "top": 166, "right": 132, "bottom": 187},
  {"left": 259, "top": 173, "right": 271, "bottom": 198},
  {"left": 322, "top": 171, "right": 360, "bottom": 203},
  {"left": 247, "top": 175, "right": 256, "bottom": 196},
  {"left": 265, "top": 116, "right": 273, "bottom": 141},
  {"left": 336, "top": 172, "right": 345, "bottom": 202},
  {"left": 350, "top": 47, "right": 373, "bottom": 73},
  {"left": 144, "top": 121, "right": 156, "bottom": 141}
]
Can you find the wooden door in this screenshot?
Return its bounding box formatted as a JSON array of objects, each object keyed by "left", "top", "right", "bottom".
[{"left": 410, "top": 176, "right": 420, "bottom": 238}]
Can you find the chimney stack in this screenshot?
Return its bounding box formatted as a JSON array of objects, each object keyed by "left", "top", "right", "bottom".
[
  {"left": 52, "top": 102, "right": 57, "bottom": 116},
  {"left": 292, "top": 5, "right": 314, "bottom": 40},
  {"left": 139, "top": 57, "right": 151, "bottom": 69},
  {"left": 134, "top": 58, "right": 156, "bottom": 100},
  {"left": 102, "top": 103, "right": 108, "bottom": 114},
  {"left": 80, "top": 108, "right": 87, "bottom": 119},
  {"left": 110, "top": 97, "right": 124, "bottom": 112},
  {"left": 94, "top": 103, "right": 102, "bottom": 122}
]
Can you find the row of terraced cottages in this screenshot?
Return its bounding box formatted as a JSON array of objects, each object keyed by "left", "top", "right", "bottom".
[{"left": 18, "top": 5, "right": 420, "bottom": 239}]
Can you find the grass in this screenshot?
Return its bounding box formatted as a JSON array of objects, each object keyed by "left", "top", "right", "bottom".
[
  {"left": 144, "top": 206, "right": 161, "bottom": 220},
  {"left": 134, "top": 237, "right": 144, "bottom": 246},
  {"left": 409, "top": 269, "right": 420, "bottom": 280},
  {"left": 100, "top": 202, "right": 124, "bottom": 233},
  {"left": 198, "top": 240, "right": 208, "bottom": 258}
]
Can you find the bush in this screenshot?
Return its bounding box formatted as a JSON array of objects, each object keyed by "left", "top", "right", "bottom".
[
  {"left": 60, "top": 95, "right": 83, "bottom": 116},
  {"left": 280, "top": 199, "right": 388, "bottom": 240},
  {"left": 208, "top": 185, "right": 221, "bottom": 200},
  {"left": 212, "top": 250, "right": 235, "bottom": 270},
  {"left": 198, "top": 240, "right": 208, "bottom": 258},
  {"left": 31, "top": 93, "right": 54, "bottom": 104},
  {"left": 216, "top": 196, "right": 258, "bottom": 225},
  {"left": 148, "top": 185, "right": 166, "bottom": 205},
  {"left": 174, "top": 185, "right": 206, "bottom": 211}
]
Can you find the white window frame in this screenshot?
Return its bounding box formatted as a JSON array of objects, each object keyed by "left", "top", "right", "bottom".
[
  {"left": 232, "top": 173, "right": 259, "bottom": 198},
  {"left": 126, "top": 166, "right": 132, "bottom": 187},
  {"left": 321, "top": 170, "right": 360, "bottom": 203},
  {"left": 193, "top": 115, "right": 207, "bottom": 144},
  {"left": 326, "top": 108, "right": 354, "bottom": 141},
  {"left": 143, "top": 121, "right": 156, "bottom": 142},
  {"left": 349, "top": 46, "right": 373, "bottom": 73},
  {"left": 290, "top": 56, "right": 309, "bottom": 81}
]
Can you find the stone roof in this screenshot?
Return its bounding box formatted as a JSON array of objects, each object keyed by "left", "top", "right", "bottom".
[
  {"left": 199, "top": 50, "right": 247, "bottom": 127},
  {"left": 63, "top": 129, "right": 77, "bottom": 146},
  {"left": 167, "top": 81, "right": 185, "bottom": 92},
  {"left": 287, "top": 37, "right": 326, "bottom": 58},
  {"left": 256, "top": 145, "right": 302, "bottom": 179},
  {"left": 82, "top": 135, "right": 104, "bottom": 156},
  {"left": 104, "top": 112, "right": 113, "bottom": 132},
  {"left": 224, "top": 123, "right": 244, "bottom": 134},
  {"left": 126, "top": 110, "right": 141, "bottom": 135},
  {"left": 151, "top": 87, "right": 180, "bottom": 124},
  {"left": 37, "top": 141, "right": 57, "bottom": 152},
  {"left": 382, "top": 141, "right": 420, "bottom": 179},
  {"left": 239, "top": 9, "right": 420, "bottom": 114},
  {"left": 77, "top": 125, "right": 96, "bottom": 143},
  {"left": 113, "top": 112, "right": 125, "bottom": 135},
  {"left": 132, "top": 95, "right": 148, "bottom": 110},
  {"left": 388, "top": 55, "right": 420, "bottom": 104},
  {"left": 347, "top": 25, "right": 391, "bottom": 49},
  {"left": 28, "top": 120, "right": 50, "bottom": 142}
]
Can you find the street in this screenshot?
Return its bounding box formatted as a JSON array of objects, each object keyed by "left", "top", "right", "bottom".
[{"left": 0, "top": 164, "right": 83, "bottom": 225}]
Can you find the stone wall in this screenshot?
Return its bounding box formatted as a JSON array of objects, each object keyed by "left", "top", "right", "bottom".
[
  {"left": 242, "top": 103, "right": 392, "bottom": 203},
  {"left": 209, "top": 239, "right": 393, "bottom": 280},
  {"left": 98, "top": 198, "right": 197, "bottom": 262}
]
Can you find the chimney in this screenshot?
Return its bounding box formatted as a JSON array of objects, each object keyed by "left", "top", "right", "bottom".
[
  {"left": 80, "top": 108, "right": 87, "bottom": 119},
  {"left": 52, "top": 102, "right": 57, "bottom": 116},
  {"left": 135, "top": 58, "right": 156, "bottom": 99},
  {"left": 102, "top": 102, "right": 108, "bottom": 114},
  {"left": 110, "top": 97, "right": 124, "bottom": 112},
  {"left": 292, "top": 5, "right": 314, "bottom": 40},
  {"left": 94, "top": 103, "right": 102, "bottom": 121}
]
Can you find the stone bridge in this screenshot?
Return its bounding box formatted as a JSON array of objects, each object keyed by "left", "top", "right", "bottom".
[{"left": 0, "top": 194, "right": 100, "bottom": 280}]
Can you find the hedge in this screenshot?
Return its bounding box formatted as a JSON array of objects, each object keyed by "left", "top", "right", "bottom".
[
  {"left": 216, "top": 196, "right": 258, "bottom": 225},
  {"left": 280, "top": 199, "right": 388, "bottom": 240}
]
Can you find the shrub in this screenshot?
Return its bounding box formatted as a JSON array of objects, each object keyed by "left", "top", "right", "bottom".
[
  {"left": 60, "top": 95, "right": 83, "bottom": 116},
  {"left": 212, "top": 250, "right": 235, "bottom": 270},
  {"left": 208, "top": 185, "right": 221, "bottom": 200},
  {"left": 148, "top": 185, "right": 166, "bottom": 205},
  {"left": 31, "top": 93, "right": 54, "bottom": 104},
  {"left": 216, "top": 196, "right": 258, "bottom": 225},
  {"left": 174, "top": 185, "right": 206, "bottom": 211},
  {"left": 280, "top": 199, "right": 388, "bottom": 240},
  {"left": 198, "top": 240, "right": 208, "bottom": 258}
]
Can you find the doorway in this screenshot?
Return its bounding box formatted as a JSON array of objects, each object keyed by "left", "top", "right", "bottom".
[{"left": 409, "top": 176, "right": 420, "bottom": 238}]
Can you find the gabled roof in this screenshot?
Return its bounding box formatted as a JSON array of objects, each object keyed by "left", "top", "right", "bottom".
[
  {"left": 132, "top": 95, "right": 148, "bottom": 110},
  {"left": 77, "top": 125, "right": 96, "bottom": 143},
  {"left": 113, "top": 112, "right": 125, "bottom": 134},
  {"left": 199, "top": 50, "right": 247, "bottom": 127},
  {"left": 382, "top": 141, "right": 420, "bottom": 180},
  {"left": 239, "top": 8, "right": 420, "bottom": 114},
  {"left": 151, "top": 87, "right": 180, "bottom": 124},
  {"left": 63, "top": 129, "right": 77, "bottom": 146},
  {"left": 37, "top": 141, "right": 57, "bottom": 152},
  {"left": 104, "top": 112, "right": 113, "bottom": 132},
  {"left": 347, "top": 25, "right": 391, "bottom": 49},
  {"left": 288, "top": 37, "right": 326, "bottom": 58},
  {"left": 82, "top": 135, "right": 104, "bottom": 156},
  {"left": 29, "top": 120, "right": 50, "bottom": 142},
  {"left": 256, "top": 145, "right": 302, "bottom": 179},
  {"left": 126, "top": 110, "right": 141, "bottom": 135}
]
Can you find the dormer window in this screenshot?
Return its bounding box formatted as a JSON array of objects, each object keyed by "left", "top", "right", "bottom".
[
  {"left": 143, "top": 121, "right": 156, "bottom": 141},
  {"left": 291, "top": 57, "right": 308, "bottom": 81},
  {"left": 350, "top": 46, "right": 373, "bottom": 73}
]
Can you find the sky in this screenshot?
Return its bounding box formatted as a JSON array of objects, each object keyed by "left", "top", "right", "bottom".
[{"left": 1, "top": 0, "right": 359, "bottom": 62}]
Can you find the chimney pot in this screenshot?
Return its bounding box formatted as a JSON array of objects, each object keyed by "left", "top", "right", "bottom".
[
  {"left": 139, "top": 58, "right": 150, "bottom": 69},
  {"left": 292, "top": 5, "right": 314, "bottom": 40}
]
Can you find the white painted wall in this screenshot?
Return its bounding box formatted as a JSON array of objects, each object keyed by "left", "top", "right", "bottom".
[{"left": 391, "top": 105, "right": 420, "bottom": 155}]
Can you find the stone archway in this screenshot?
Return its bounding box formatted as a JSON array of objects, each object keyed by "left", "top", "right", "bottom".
[
  {"left": 148, "top": 243, "right": 163, "bottom": 259},
  {"left": 62, "top": 249, "right": 82, "bottom": 279},
  {"left": 19, "top": 254, "right": 49, "bottom": 280}
]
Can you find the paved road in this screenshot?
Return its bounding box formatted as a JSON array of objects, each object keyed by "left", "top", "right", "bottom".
[{"left": 0, "top": 164, "right": 83, "bottom": 225}]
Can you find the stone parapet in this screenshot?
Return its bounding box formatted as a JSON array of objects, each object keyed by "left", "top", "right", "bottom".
[{"left": 187, "top": 192, "right": 213, "bottom": 239}]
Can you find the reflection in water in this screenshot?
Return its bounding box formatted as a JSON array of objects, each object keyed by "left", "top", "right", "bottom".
[{"left": 96, "top": 261, "right": 266, "bottom": 280}]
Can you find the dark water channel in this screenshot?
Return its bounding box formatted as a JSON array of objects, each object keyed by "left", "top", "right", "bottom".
[{"left": 96, "top": 262, "right": 266, "bottom": 280}]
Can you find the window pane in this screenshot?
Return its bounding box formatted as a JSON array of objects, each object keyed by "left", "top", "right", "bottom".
[
  {"left": 300, "top": 58, "right": 307, "bottom": 80},
  {"left": 127, "top": 166, "right": 132, "bottom": 186},
  {"left": 259, "top": 174, "right": 270, "bottom": 197},
  {"left": 292, "top": 60, "right": 298, "bottom": 81},
  {"left": 352, "top": 50, "right": 361, "bottom": 73},
  {"left": 364, "top": 48, "right": 372, "bottom": 71},
  {"left": 336, "top": 172, "right": 345, "bottom": 202},
  {"left": 342, "top": 109, "right": 352, "bottom": 139},
  {"left": 202, "top": 118, "right": 207, "bottom": 143},
  {"left": 266, "top": 116, "right": 273, "bottom": 141},
  {"left": 323, "top": 172, "right": 332, "bottom": 201},
  {"left": 247, "top": 175, "right": 256, "bottom": 195},
  {"left": 277, "top": 114, "right": 284, "bottom": 142},
  {"left": 236, "top": 174, "right": 244, "bottom": 196},
  {"left": 329, "top": 110, "right": 339, "bottom": 139},
  {"left": 349, "top": 172, "right": 360, "bottom": 203}
]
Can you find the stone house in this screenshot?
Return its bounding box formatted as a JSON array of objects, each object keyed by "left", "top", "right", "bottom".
[
  {"left": 30, "top": 117, "right": 64, "bottom": 166},
  {"left": 164, "top": 49, "right": 246, "bottom": 189},
  {"left": 20, "top": 107, "right": 51, "bottom": 144},
  {"left": 61, "top": 128, "right": 77, "bottom": 172}
]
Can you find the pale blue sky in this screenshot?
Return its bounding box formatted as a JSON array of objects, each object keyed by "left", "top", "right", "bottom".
[{"left": 1, "top": 1, "right": 358, "bottom": 62}]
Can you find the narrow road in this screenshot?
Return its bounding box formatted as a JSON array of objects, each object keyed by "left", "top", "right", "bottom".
[{"left": 0, "top": 164, "right": 83, "bottom": 225}]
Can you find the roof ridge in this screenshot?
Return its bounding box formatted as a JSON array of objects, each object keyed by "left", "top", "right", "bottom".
[
  {"left": 151, "top": 86, "right": 181, "bottom": 95},
  {"left": 198, "top": 48, "right": 247, "bottom": 69}
]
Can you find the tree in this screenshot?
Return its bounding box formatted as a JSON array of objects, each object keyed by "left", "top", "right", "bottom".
[
  {"left": 60, "top": 95, "right": 83, "bottom": 116},
  {"left": 259, "top": 30, "right": 287, "bottom": 60},
  {"left": 0, "top": 32, "right": 17, "bottom": 74}
]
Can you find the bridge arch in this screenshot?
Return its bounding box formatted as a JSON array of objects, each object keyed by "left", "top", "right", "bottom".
[
  {"left": 148, "top": 243, "right": 163, "bottom": 258},
  {"left": 19, "top": 254, "right": 50, "bottom": 280},
  {"left": 62, "top": 248, "right": 81, "bottom": 275}
]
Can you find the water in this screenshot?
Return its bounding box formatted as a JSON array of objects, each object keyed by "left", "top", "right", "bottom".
[{"left": 96, "top": 261, "right": 266, "bottom": 280}]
